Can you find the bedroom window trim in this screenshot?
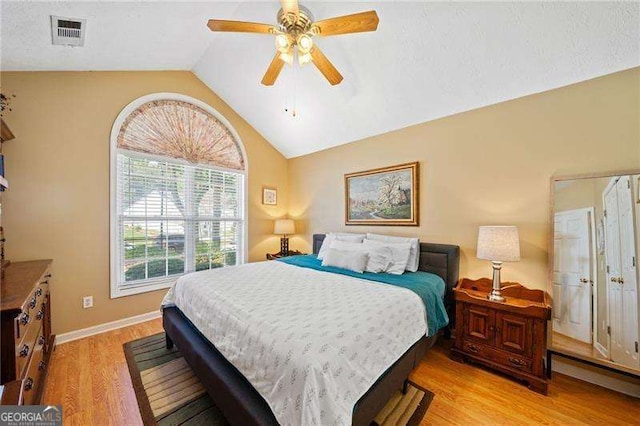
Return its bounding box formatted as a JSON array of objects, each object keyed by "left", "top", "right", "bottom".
[{"left": 109, "top": 93, "right": 248, "bottom": 298}]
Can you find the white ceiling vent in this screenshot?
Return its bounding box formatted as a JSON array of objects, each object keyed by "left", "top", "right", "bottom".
[{"left": 51, "top": 15, "right": 86, "bottom": 47}]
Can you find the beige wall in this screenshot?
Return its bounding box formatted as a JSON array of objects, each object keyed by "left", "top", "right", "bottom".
[
  {"left": 0, "top": 71, "right": 288, "bottom": 334},
  {"left": 288, "top": 67, "right": 640, "bottom": 290}
]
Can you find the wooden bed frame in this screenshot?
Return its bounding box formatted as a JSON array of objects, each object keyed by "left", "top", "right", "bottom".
[{"left": 163, "top": 234, "right": 459, "bottom": 426}]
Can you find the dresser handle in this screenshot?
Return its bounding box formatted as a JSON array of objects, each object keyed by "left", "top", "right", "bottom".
[
  {"left": 29, "top": 296, "right": 37, "bottom": 309},
  {"left": 38, "top": 361, "right": 46, "bottom": 371},
  {"left": 35, "top": 288, "right": 43, "bottom": 297},
  {"left": 45, "top": 273, "right": 52, "bottom": 278},
  {"left": 24, "top": 378, "right": 34, "bottom": 391},
  {"left": 19, "top": 345, "right": 30, "bottom": 357},
  {"left": 38, "top": 335, "right": 46, "bottom": 346},
  {"left": 19, "top": 312, "right": 30, "bottom": 326},
  {"left": 509, "top": 357, "right": 525, "bottom": 368},
  {"left": 467, "top": 344, "right": 480, "bottom": 354},
  {"left": 36, "top": 307, "right": 45, "bottom": 321}
]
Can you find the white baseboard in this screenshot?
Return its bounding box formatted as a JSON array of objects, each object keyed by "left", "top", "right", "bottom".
[
  {"left": 552, "top": 358, "right": 640, "bottom": 398},
  {"left": 55, "top": 311, "right": 162, "bottom": 345}
]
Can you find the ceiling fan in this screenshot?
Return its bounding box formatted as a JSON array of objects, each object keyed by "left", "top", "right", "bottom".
[{"left": 207, "top": 0, "right": 379, "bottom": 86}]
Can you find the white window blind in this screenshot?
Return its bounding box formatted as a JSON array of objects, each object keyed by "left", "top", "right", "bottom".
[{"left": 114, "top": 151, "right": 244, "bottom": 295}]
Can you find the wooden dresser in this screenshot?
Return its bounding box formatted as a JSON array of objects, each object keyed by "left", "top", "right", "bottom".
[
  {"left": 451, "top": 278, "right": 551, "bottom": 394},
  {"left": 1, "top": 260, "right": 54, "bottom": 404}
]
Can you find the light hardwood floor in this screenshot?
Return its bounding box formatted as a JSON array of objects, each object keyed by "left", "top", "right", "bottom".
[{"left": 43, "top": 320, "right": 640, "bottom": 425}]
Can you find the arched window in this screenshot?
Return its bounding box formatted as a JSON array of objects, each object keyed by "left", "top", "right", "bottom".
[{"left": 110, "top": 93, "right": 247, "bottom": 298}]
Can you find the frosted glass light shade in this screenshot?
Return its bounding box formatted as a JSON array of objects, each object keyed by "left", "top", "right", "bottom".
[
  {"left": 274, "top": 219, "right": 295, "bottom": 236},
  {"left": 477, "top": 226, "right": 521, "bottom": 262}
]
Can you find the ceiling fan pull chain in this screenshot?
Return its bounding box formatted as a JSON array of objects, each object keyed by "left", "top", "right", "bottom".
[{"left": 293, "top": 53, "right": 297, "bottom": 118}]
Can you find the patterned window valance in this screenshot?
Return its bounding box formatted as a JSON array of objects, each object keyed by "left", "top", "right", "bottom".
[{"left": 116, "top": 99, "right": 245, "bottom": 171}]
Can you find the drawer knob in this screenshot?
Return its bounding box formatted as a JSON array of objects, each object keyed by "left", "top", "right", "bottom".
[
  {"left": 29, "top": 297, "right": 37, "bottom": 309},
  {"left": 509, "top": 357, "right": 525, "bottom": 368},
  {"left": 36, "top": 308, "right": 45, "bottom": 321},
  {"left": 24, "top": 377, "right": 34, "bottom": 391},
  {"left": 467, "top": 344, "right": 480, "bottom": 354},
  {"left": 35, "top": 288, "right": 43, "bottom": 297},
  {"left": 38, "top": 361, "right": 46, "bottom": 371},
  {"left": 19, "top": 312, "right": 30, "bottom": 326},
  {"left": 38, "top": 335, "right": 46, "bottom": 346},
  {"left": 19, "top": 344, "right": 30, "bottom": 357}
]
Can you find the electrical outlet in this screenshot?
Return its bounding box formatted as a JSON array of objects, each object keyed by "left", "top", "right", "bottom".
[{"left": 83, "top": 296, "right": 93, "bottom": 309}]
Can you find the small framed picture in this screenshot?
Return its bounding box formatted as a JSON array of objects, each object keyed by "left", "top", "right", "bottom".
[{"left": 262, "top": 186, "right": 277, "bottom": 206}]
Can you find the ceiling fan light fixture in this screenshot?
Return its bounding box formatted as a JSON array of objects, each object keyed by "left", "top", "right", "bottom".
[
  {"left": 279, "top": 51, "right": 294, "bottom": 66},
  {"left": 298, "top": 52, "right": 312, "bottom": 66},
  {"left": 275, "top": 33, "right": 290, "bottom": 52},
  {"left": 297, "top": 33, "right": 313, "bottom": 53}
]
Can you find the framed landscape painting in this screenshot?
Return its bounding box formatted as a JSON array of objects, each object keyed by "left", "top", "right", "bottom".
[{"left": 345, "top": 162, "right": 419, "bottom": 226}]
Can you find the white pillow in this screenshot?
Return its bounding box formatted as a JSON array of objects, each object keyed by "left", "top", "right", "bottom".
[
  {"left": 317, "top": 233, "right": 366, "bottom": 260},
  {"left": 330, "top": 240, "right": 393, "bottom": 273},
  {"left": 362, "top": 239, "right": 412, "bottom": 275},
  {"left": 321, "top": 248, "right": 368, "bottom": 273},
  {"left": 366, "top": 233, "right": 420, "bottom": 272}
]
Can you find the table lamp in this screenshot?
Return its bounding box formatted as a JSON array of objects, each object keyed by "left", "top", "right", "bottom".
[
  {"left": 477, "top": 226, "right": 521, "bottom": 302},
  {"left": 274, "top": 219, "right": 295, "bottom": 255}
]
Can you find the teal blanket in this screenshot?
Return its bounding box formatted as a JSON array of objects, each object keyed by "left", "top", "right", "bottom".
[{"left": 277, "top": 255, "right": 449, "bottom": 336}]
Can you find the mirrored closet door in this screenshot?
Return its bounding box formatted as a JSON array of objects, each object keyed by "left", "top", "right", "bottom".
[{"left": 551, "top": 171, "right": 640, "bottom": 374}]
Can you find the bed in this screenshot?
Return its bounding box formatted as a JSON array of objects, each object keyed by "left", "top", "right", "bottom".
[{"left": 162, "top": 234, "right": 459, "bottom": 425}]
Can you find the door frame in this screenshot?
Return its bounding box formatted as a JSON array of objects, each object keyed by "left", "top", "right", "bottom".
[{"left": 553, "top": 207, "right": 597, "bottom": 343}]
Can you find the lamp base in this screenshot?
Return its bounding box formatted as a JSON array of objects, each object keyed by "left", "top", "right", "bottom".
[
  {"left": 487, "top": 291, "right": 506, "bottom": 302},
  {"left": 486, "top": 261, "right": 506, "bottom": 302},
  {"left": 280, "top": 236, "right": 289, "bottom": 256}
]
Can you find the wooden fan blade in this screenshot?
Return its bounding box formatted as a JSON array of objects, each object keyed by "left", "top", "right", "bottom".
[
  {"left": 280, "top": 0, "right": 299, "bottom": 16},
  {"left": 261, "top": 52, "right": 285, "bottom": 86},
  {"left": 312, "top": 11, "right": 379, "bottom": 36},
  {"left": 310, "top": 46, "right": 343, "bottom": 86},
  {"left": 207, "top": 20, "right": 275, "bottom": 34}
]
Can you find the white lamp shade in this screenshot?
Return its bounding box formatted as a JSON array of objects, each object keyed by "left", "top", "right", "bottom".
[
  {"left": 274, "top": 219, "right": 295, "bottom": 235},
  {"left": 477, "top": 226, "right": 521, "bottom": 262}
]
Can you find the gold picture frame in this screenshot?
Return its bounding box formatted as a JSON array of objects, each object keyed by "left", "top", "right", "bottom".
[
  {"left": 262, "top": 186, "right": 277, "bottom": 206},
  {"left": 345, "top": 162, "right": 419, "bottom": 226}
]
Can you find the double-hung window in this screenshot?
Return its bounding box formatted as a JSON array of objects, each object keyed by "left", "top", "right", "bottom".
[{"left": 111, "top": 95, "right": 246, "bottom": 297}]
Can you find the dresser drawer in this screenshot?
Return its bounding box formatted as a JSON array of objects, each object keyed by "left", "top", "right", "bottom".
[
  {"left": 15, "top": 280, "right": 48, "bottom": 341},
  {"left": 19, "top": 326, "right": 45, "bottom": 406},
  {"left": 15, "top": 300, "right": 47, "bottom": 378},
  {"left": 462, "top": 340, "right": 533, "bottom": 373}
]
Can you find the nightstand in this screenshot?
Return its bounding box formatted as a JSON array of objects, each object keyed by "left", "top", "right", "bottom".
[
  {"left": 451, "top": 278, "right": 552, "bottom": 394},
  {"left": 266, "top": 250, "right": 304, "bottom": 260}
]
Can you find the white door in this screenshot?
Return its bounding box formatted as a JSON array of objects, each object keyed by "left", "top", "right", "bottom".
[
  {"left": 604, "top": 183, "right": 623, "bottom": 362},
  {"left": 606, "top": 176, "right": 640, "bottom": 369},
  {"left": 553, "top": 209, "right": 593, "bottom": 343}
]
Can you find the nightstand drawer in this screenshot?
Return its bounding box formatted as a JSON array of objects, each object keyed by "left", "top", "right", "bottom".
[{"left": 463, "top": 341, "right": 533, "bottom": 373}]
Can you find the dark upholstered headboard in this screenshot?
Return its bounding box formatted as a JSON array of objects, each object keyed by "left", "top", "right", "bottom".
[{"left": 312, "top": 234, "right": 460, "bottom": 328}]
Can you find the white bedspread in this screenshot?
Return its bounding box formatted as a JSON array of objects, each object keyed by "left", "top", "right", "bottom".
[{"left": 161, "top": 260, "right": 427, "bottom": 426}]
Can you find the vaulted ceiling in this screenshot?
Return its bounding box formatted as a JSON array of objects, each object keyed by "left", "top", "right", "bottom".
[{"left": 2, "top": 1, "right": 639, "bottom": 158}]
